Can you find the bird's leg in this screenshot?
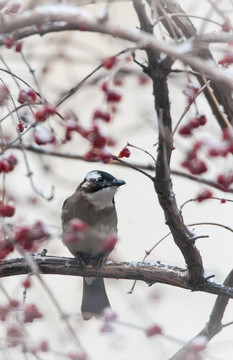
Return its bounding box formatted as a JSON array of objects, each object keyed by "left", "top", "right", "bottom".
[{"left": 95, "top": 253, "right": 106, "bottom": 269}]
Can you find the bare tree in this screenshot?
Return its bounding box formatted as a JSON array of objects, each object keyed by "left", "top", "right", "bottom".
[{"left": 0, "top": 0, "right": 233, "bottom": 359}]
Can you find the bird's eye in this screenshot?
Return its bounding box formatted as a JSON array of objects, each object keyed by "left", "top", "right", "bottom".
[{"left": 96, "top": 177, "right": 103, "bottom": 183}]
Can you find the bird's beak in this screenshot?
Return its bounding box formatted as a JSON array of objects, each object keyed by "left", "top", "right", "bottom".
[{"left": 112, "top": 179, "right": 126, "bottom": 187}]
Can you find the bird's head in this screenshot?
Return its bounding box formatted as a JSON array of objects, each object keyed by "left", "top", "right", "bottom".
[{"left": 78, "top": 170, "right": 126, "bottom": 208}]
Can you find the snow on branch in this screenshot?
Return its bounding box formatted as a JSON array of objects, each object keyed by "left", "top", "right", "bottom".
[
  {"left": 1, "top": 255, "right": 233, "bottom": 299},
  {"left": 0, "top": 4, "right": 233, "bottom": 89}
]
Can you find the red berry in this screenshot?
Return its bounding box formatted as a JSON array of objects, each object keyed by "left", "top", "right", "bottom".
[
  {"left": 118, "top": 147, "right": 131, "bottom": 158},
  {"left": 4, "top": 36, "right": 14, "bottom": 49},
  {"left": 101, "top": 81, "right": 109, "bottom": 92},
  {"left": 69, "top": 219, "right": 87, "bottom": 232},
  {"left": 93, "top": 109, "right": 111, "bottom": 122},
  {"left": 189, "top": 117, "right": 200, "bottom": 129},
  {"left": 17, "top": 123, "right": 24, "bottom": 133},
  {"left": 34, "top": 104, "right": 56, "bottom": 122},
  {"left": 88, "top": 126, "right": 107, "bottom": 149},
  {"left": 0, "top": 240, "right": 14, "bottom": 260},
  {"left": 178, "top": 125, "right": 192, "bottom": 136},
  {"left": 15, "top": 42, "right": 23, "bottom": 52},
  {"left": 43, "top": 104, "right": 56, "bottom": 115},
  {"left": 34, "top": 109, "right": 46, "bottom": 122},
  {"left": 138, "top": 73, "right": 151, "bottom": 85},
  {"left": 6, "top": 324, "right": 23, "bottom": 341},
  {"left": 22, "top": 277, "right": 31, "bottom": 289},
  {"left": 216, "top": 173, "right": 233, "bottom": 189},
  {"left": 103, "top": 56, "right": 118, "bottom": 70},
  {"left": 34, "top": 126, "right": 56, "bottom": 145},
  {"left": 106, "top": 90, "right": 122, "bottom": 103},
  {"left": 0, "top": 201, "right": 15, "bottom": 217},
  {"left": 15, "top": 221, "right": 49, "bottom": 250},
  {"left": 7, "top": 154, "right": 18, "bottom": 170},
  {"left": 189, "top": 160, "right": 207, "bottom": 175},
  {"left": 198, "top": 114, "right": 207, "bottom": 126},
  {"left": 0, "top": 159, "right": 10, "bottom": 173},
  {"left": 193, "top": 140, "right": 203, "bottom": 151},
  {"left": 39, "top": 340, "right": 49, "bottom": 352},
  {"left": 221, "top": 198, "right": 226, "bottom": 203},
  {"left": 0, "top": 304, "right": 9, "bottom": 321},
  {"left": 196, "top": 189, "right": 213, "bottom": 202},
  {"left": 145, "top": 325, "right": 162, "bottom": 337},
  {"left": 18, "top": 88, "right": 37, "bottom": 104},
  {"left": 222, "top": 19, "right": 231, "bottom": 32},
  {"left": 23, "top": 304, "right": 43, "bottom": 323},
  {"left": 0, "top": 84, "right": 9, "bottom": 106},
  {"left": 222, "top": 128, "right": 233, "bottom": 140},
  {"left": 183, "top": 83, "right": 199, "bottom": 105},
  {"left": 208, "top": 147, "right": 221, "bottom": 157},
  {"left": 113, "top": 78, "right": 123, "bottom": 86},
  {"left": 102, "top": 234, "right": 118, "bottom": 252},
  {"left": 100, "top": 150, "right": 113, "bottom": 163}
]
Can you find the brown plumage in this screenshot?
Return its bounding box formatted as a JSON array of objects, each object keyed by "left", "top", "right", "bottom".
[{"left": 61, "top": 170, "right": 125, "bottom": 320}]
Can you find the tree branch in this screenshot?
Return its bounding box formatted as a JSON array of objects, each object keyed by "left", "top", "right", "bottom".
[
  {"left": 0, "top": 5, "right": 232, "bottom": 89},
  {"left": 1, "top": 255, "right": 233, "bottom": 299},
  {"left": 168, "top": 269, "right": 233, "bottom": 360},
  {"left": 133, "top": 0, "right": 204, "bottom": 285},
  {"left": 158, "top": 0, "right": 233, "bottom": 128}
]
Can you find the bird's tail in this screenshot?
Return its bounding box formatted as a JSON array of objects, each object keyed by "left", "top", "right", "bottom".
[{"left": 81, "top": 277, "right": 110, "bottom": 320}]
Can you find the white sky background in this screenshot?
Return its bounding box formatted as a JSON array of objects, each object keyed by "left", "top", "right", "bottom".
[{"left": 1, "top": 0, "right": 233, "bottom": 359}]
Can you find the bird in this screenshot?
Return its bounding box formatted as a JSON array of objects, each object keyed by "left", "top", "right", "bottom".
[{"left": 61, "top": 170, "right": 125, "bottom": 320}]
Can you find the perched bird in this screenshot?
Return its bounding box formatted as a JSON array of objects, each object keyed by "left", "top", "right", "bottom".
[{"left": 61, "top": 170, "right": 125, "bottom": 320}]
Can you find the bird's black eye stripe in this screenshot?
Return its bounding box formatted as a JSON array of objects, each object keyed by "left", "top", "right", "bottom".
[{"left": 96, "top": 177, "right": 103, "bottom": 183}]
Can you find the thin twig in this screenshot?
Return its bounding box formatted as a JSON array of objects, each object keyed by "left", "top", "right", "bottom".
[
  {"left": 172, "top": 81, "right": 210, "bottom": 135},
  {"left": 188, "top": 222, "right": 233, "bottom": 234},
  {"left": 181, "top": 196, "right": 233, "bottom": 210},
  {"left": 127, "top": 142, "right": 156, "bottom": 164}
]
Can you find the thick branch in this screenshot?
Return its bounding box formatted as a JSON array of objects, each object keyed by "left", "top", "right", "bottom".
[
  {"left": 169, "top": 269, "right": 233, "bottom": 360},
  {"left": 159, "top": 0, "right": 233, "bottom": 128},
  {"left": 0, "top": 5, "right": 232, "bottom": 88},
  {"left": 133, "top": 0, "right": 204, "bottom": 285},
  {"left": 1, "top": 256, "right": 233, "bottom": 299}
]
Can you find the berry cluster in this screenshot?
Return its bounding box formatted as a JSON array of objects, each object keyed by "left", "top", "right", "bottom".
[
  {"left": 64, "top": 116, "right": 113, "bottom": 163},
  {"left": 4, "top": 36, "right": 23, "bottom": 52},
  {"left": 101, "top": 81, "right": 122, "bottom": 103},
  {"left": 34, "top": 126, "right": 56, "bottom": 145},
  {"left": 15, "top": 221, "right": 49, "bottom": 251},
  {"left": 18, "top": 88, "right": 37, "bottom": 104},
  {"left": 178, "top": 114, "right": 207, "bottom": 137},
  {"left": 0, "top": 154, "right": 17, "bottom": 173},
  {"left": 34, "top": 104, "right": 56, "bottom": 123},
  {"left": 182, "top": 146, "right": 207, "bottom": 175},
  {"left": 196, "top": 189, "right": 213, "bottom": 202}
]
